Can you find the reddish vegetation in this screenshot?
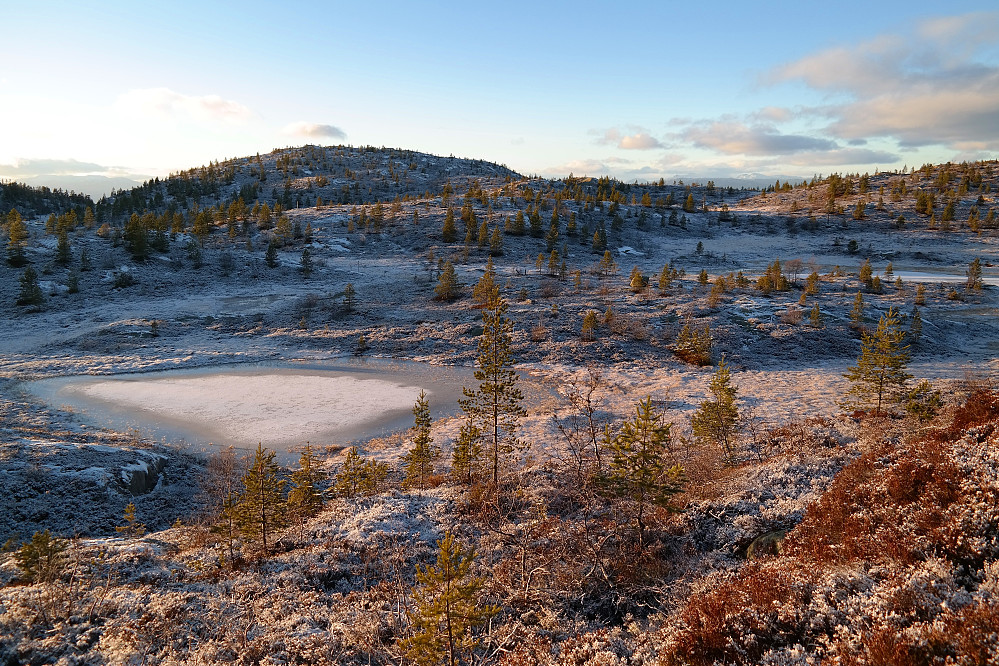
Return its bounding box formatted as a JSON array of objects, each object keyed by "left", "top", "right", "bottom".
[{"left": 660, "top": 390, "right": 999, "bottom": 666}]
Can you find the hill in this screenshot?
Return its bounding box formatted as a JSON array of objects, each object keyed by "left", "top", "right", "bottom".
[{"left": 1, "top": 149, "right": 998, "bottom": 665}]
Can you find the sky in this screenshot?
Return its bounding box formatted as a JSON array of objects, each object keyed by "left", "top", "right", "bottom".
[{"left": 1, "top": 1, "right": 998, "bottom": 196}]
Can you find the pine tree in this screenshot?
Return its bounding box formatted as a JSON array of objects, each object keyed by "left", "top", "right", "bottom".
[
  {"left": 599, "top": 397, "right": 685, "bottom": 549},
  {"left": 581, "top": 309, "right": 598, "bottom": 341},
  {"left": 450, "top": 411, "right": 482, "bottom": 485},
  {"left": 6, "top": 209, "right": 27, "bottom": 266},
  {"left": 300, "top": 247, "right": 313, "bottom": 278},
  {"left": 55, "top": 227, "right": 72, "bottom": 266},
  {"left": 842, "top": 307, "right": 912, "bottom": 416},
  {"left": 287, "top": 444, "right": 324, "bottom": 526},
  {"left": 14, "top": 530, "right": 67, "bottom": 584},
  {"left": 967, "top": 257, "right": 983, "bottom": 291},
  {"left": 116, "top": 502, "right": 146, "bottom": 537},
  {"left": 442, "top": 208, "right": 457, "bottom": 242},
  {"left": 598, "top": 250, "right": 616, "bottom": 276},
  {"left": 237, "top": 444, "right": 286, "bottom": 553},
  {"left": 333, "top": 447, "right": 388, "bottom": 498},
  {"left": 460, "top": 298, "right": 526, "bottom": 485},
  {"left": 859, "top": 259, "right": 873, "bottom": 290},
  {"left": 658, "top": 264, "right": 672, "bottom": 293},
  {"left": 488, "top": 227, "right": 503, "bottom": 256},
  {"left": 809, "top": 303, "right": 823, "bottom": 328},
  {"left": 265, "top": 240, "right": 279, "bottom": 268},
  {"left": 343, "top": 282, "right": 356, "bottom": 312},
  {"left": 403, "top": 391, "right": 440, "bottom": 490},
  {"left": 472, "top": 258, "right": 499, "bottom": 306},
  {"left": 16, "top": 267, "right": 44, "bottom": 307},
  {"left": 398, "top": 532, "right": 498, "bottom": 666},
  {"left": 690, "top": 356, "right": 740, "bottom": 463},
  {"left": 849, "top": 291, "right": 865, "bottom": 327},
  {"left": 630, "top": 266, "right": 645, "bottom": 293},
  {"left": 909, "top": 306, "right": 922, "bottom": 345},
  {"left": 435, "top": 261, "right": 461, "bottom": 302}
]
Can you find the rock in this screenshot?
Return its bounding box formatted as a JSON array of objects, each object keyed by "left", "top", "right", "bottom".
[{"left": 746, "top": 530, "right": 786, "bottom": 560}]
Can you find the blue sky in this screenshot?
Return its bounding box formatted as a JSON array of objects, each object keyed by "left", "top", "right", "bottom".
[{"left": 2, "top": 1, "right": 997, "bottom": 192}]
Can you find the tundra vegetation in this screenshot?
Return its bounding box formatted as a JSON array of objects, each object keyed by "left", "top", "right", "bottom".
[{"left": 2, "top": 150, "right": 999, "bottom": 664}]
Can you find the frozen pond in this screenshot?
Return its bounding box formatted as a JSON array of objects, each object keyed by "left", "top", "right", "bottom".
[{"left": 26, "top": 359, "right": 478, "bottom": 459}]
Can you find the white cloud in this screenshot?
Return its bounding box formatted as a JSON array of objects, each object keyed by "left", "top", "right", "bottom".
[
  {"left": 680, "top": 121, "right": 838, "bottom": 156},
  {"left": 281, "top": 121, "right": 347, "bottom": 140},
  {"left": 114, "top": 88, "right": 254, "bottom": 124},
  {"left": 594, "top": 127, "right": 663, "bottom": 150},
  {"left": 768, "top": 11, "right": 999, "bottom": 150}
]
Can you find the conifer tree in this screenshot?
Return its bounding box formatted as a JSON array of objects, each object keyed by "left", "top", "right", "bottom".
[
  {"left": 237, "top": 444, "right": 287, "bottom": 553},
  {"left": 842, "top": 307, "right": 912, "bottom": 416},
  {"left": 809, "top": 303, "right": 823, "bottom": 328},
  {"left": 398, "top": 532, "right": 498, "bottom": 666},
  {"left": 265, "top": 240, "right": 279, "bottom": 268},
  {"left": 658, "top": 264, "right": 672, "bottom": 293},
  {"left": 909, "top": 306, "right": 922, "bottom": 345},
  {"left": 472, "top": 258, "right": 499, "bottom": 306},
  {"left": 967, "top": 257, "right": 983, "bottom": 291},
  {"left": 435, "top": 260, "right": 461, "bottom": 301},
  {"left": 116, "top": 502, "right": 146, "bottom": 537},
  {"left": 55, "top": 227, "right": 71, "bottom": 266},
  {"left": 460, "top": 298, "right": 526, "bottom": 485},
  {"left": 343, "top": 282, "right": 356, "bottom": 312},
  {"left": 14, "top": 530, "right": 67, "bottom": 584},
  {"left": 6, "top": 209, "right": 27, "bottom": 266},
  {"left": 599, "top": 397, "right": 685, "bottom": 549},
  {"left": 598, "top": 249, "right": 616, "bottom": 276},
  {"left": 300, "top": 247, "right": 313, "bottom": 278},
  {"left": 403, "top": 391, "right": 440, "bottom": 490},
  {"left": 451, "top": 411, "right": 482, "bottom": 485},
  {"left": 850, "top": 291, "right": 865, "bottom": 327},
  {"left": 488, "top": 227, "right": 503, "bottom": 256},
  {"left": 477, "top": 219, "right": 488, "bottom": 247},
  {"left": 16, "top": 267, "right": 44, "bottom": 307},
  {"left": 581, "top": 309, "right": 598, "bottom": 341},
  {"left": 690, "top": 356, "right": 740, "bottom": 462},
  {"left": 287, "top": 444, "right": 324, "bottom": 525},
  {"left": 442, "top": 208, "right": 457, "bottom": 242}
]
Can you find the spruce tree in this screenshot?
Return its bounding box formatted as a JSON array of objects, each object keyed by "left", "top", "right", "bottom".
[
  {"left": 488, "top": 227, "right": 503, "bottom": 256},
  {"left": 16, "top": 267, "right": 44, "bottom": 307},
  {"left": 599, "top": 396, "right": 685, "bottom": 549},
  {"left": 442, "top": 208, "right": 457, "bottom": 242},
  {"left": 434, "top": 260, "right": 461, "bottom": 301},
  {"left": 343, "top": 282, "right": 356, "bottom": 312},
  {"left": 842, "top": 307, "right": 912, "bottom": 416},
  {"left": 6, "top": 209, "right": 27, "bottom": 267},
  {"left": 967, "top": 257, "right": 983, "bottom": 291},
  {"left": 14, "top": 530, "right": 67, "bottom": 584},
  {"left": 460, "top": 298, "right": 526, "bottom": 485},
  {"left": 398, "top": 532, "right": 498, "bottom": 666},
  {"left": 402, "top": 391, "right": 440, "bottom": 490},
  {"left": 55, "top": 227, "right": 72, "bottom": 266},
  {"left": 909, "top": 306, "right": 922, "bottom": 345},
  {"left": 450, "top": 411, "right": 482, "bottom": 485},
  {"left": 472, "top": 258, "right": 499, "bottom": 306},
  {"left": 333, "top": 448, "right": 388, "bottom": 498},
  {"left": 690, "top": 356, "right": 740, "bottom": 462},
  {"left": 849, "top": 291, "right": 865, "bottom": 327},
  {"left": 237, "top": 444, "right": 287, "bottom": 554},
  {"left": 287, "top": 444, "right": 324, "bottom": 526},
  {"left": 300, "top": 247, "right": 313, "bottom": 278}
]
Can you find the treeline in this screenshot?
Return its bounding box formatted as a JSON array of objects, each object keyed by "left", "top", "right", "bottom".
[{"left": 0, "top": 181, "right": 94, "bottom": 219}]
